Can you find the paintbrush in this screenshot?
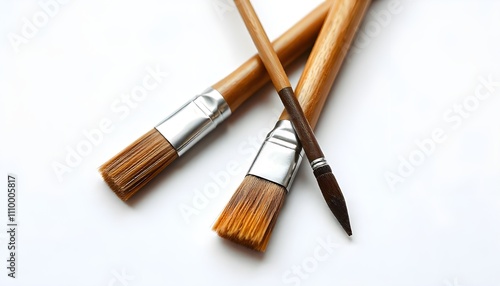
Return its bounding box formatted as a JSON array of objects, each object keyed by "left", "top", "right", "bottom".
[
  {"left": 232, "top": 0, "right": 353, "bottom": 235},
  {"left": 99, "top": 3, "right": 330, "bottom": 201},
  {"left": 214, "top": 0, "right": 371, "bottom": 251}
]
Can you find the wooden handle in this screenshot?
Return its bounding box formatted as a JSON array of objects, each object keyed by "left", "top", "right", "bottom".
[
  {"left": 213, "top": 2, "right": 329, "bottom": 111},
  {"left": 279, "top": 0, "right": 371, "bottom": 128},
  {"left": 234, "top": 0, "right": 292, "bottom": 91},
  {"left": 234, "top": 0, "right": 325, "bottom": 161}
]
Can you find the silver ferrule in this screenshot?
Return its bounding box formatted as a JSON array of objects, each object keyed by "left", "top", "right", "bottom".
[
  {"left": 155, "top": 88, "right": 231, "bottom": 156},
  {"left": 247, "top": 120, "right": 304, "bottom": 192},
  {"left": 310, "top": 157, "right": 328, "bottom": 171}
]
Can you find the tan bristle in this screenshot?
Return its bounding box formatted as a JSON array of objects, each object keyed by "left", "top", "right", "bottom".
[
  {"left": 213, "top": 175, "right": 286, "bottom": 252},
  {"left": 99, "top": 129, "right": 178, "bottom": 201}
]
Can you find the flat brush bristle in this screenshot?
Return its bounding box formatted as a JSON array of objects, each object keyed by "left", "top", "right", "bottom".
[
  {"left": 314, "top": 165, "right": 352, "bottom": 236},
  {"left": 213, "top": 175, "right": 286, "bottom": 252},
  {"left": 99, "top": 129, "right": 178, "bottom": 201}
]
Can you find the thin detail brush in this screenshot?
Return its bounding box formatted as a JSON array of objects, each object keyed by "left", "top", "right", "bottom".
[
  {"left": 99, "top": 3, "right": 329, "bottom": 201},
  {"left": 214, "top": 0, "right": 371, "bottom": 251}
]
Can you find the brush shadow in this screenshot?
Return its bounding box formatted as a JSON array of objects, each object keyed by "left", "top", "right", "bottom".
[
  {"left": 97, "top": 178, "right": 124, "bottom": 202},
  {"left": 216, "top": 237, "right": 266, "bottom": 261}
]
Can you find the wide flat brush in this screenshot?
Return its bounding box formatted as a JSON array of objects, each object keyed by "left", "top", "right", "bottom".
[
  {"left": 233, "top": 0, "right": 353, "bottom": 235},
  {"left": 214, "top": 0, "right": 371, "bottom": 251},
  {"left": 99, "top": 3, "right": 329, "bottom": 201}
]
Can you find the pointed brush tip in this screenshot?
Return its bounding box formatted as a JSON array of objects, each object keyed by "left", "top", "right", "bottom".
[
  {"left": 331, "top": 213, "right": 352, "bottom": 237},
  {"left": 344, "top": 225, "right": 352, "bottom": 236},
  {"left": 314, "top": 169, "right": 353, "bottom": 236}
]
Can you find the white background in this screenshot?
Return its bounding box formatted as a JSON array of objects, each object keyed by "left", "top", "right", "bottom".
[{"left": 1, "top": 0, "right": 500, "bottom": 285}]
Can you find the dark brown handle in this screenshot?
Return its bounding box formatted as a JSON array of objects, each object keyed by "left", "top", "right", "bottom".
[{"left": 278, "top": 87, "right": 324, "bottom": 160}]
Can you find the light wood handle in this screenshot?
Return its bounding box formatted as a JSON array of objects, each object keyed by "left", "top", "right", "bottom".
[
  {"left": 213, "top": 2, "right": 329, "bottom": 111},
  {"left": 234, "top": 0, "right": 292, "bottom": 91},
  {"left": 279, "top": 0, "right": 371, "bottom": 128}
]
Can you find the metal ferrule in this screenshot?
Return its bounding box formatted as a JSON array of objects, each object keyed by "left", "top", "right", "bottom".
[
  {"left": 310, "top": 157, "right": 328, "bottom": 171},
  {"left": 155, "top": 88, "right": 231, "bottom": 156},
  {"left": 247, "top": 120, "right": 304, "bottom": 192}
]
